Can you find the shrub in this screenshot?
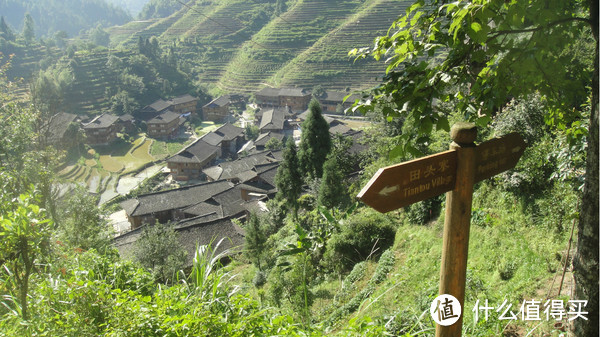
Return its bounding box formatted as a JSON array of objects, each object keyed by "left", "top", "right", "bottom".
[{"left": 324, "top": 209, "right": 396, "bottom": 273}]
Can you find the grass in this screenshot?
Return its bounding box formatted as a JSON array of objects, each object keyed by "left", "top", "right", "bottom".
[
  {"left": 194, "top": 121, "right": 222, "bottom": 137},
  {"left": 227, "top": 179, "right": 574, "bottom": 336},
  {"left": 150, "top": 139, "right": 186, "bottom": 158}
]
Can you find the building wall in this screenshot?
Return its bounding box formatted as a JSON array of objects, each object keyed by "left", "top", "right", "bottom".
[
  {"left": 255, "top": 95, "right": 279, "bottom": 108},
  {"left": 202, "top": 106, "right": 229, "bottom": 122},
  {"left": 84, "top": 124, "right": 118, "bottom": 145},
  {"left": 148, "top": 118, "right": 180, "bottom": 139},
  {"left": 171, "top": 101, "right": 197, "bottom": 115},
  {"left": 167, "top": 152, "right": 217, "bottom": 181},
  {"left": 280, "top": 95, "right": 310, "bottom": 111}
]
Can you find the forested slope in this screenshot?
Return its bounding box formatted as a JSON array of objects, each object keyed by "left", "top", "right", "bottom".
[{"left": 0, "top": 0, "right": 131, "bottom": 38}]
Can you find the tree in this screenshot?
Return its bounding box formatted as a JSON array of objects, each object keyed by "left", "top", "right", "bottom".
[
  {"left": 298, "top": 99, "right": 331, "bottom": 179},
  {"left": 245, "top": 124, "right": 260, "bottom": 141},
  {"left": 244, "top": 212, "right": 267, "bottom": 270},
  {"left": 318, "top": 154, "right": 350, "bottom": 210},
  {"left": 22, "top": 13, "right": 34, "bottom": 44},
  {"left": 353, "top": 0, "right": 598, "bottom": 334},
  {"left": 54, "top": 31, "right": 68, "bottom": 49},
  {"left": 0, "top": 188, "right": 51, "bottom": 320},
  {"left": 265, "top": 136, "right": 283, "bottom": 150},
  {"left": 134, "top": 223, "right": 187, "bottom": 283},
  {"left": 56, "top": 187, "right": 112, "bottom": 254},
  {"left": 89, "top": 25, "right": 110, "bottom": 47},
  {"left": 0, "top": 16, "right": 15, "bottom": 42},
  {"left": 311, "top": 84, "right": 325, "bottom": 99},
  {"left": 275, "top": 138, "right": 303, "bottom": 215}
]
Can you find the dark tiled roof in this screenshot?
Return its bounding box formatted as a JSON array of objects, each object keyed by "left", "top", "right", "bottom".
[
  {"left": 120, "top": 180, "right": 234, "bottom": 217},
  {"left": 113, "top": 217, "right": 245, "bottom": 269},
  {"left": 148, "top": 99, "right": 171, "bottom": 112},
  {"left": 236, "top": 170, "right": 258, "bottom": 183},
  {"left": 211, "top": 185, "right": 246, "bottom": 217},
  {"left": 168, "top": 139, "right": 219, "bottom": 164},
  {"left": 321, "top": 91, "right": 360, "bottom": 103},
  {"left": 119, "top": 114, "right": 134, "bottom": 122},
  {"left": 201, "top": 132, "right": 224, "bottom": 146},
  {"left": 83, "top": 113, "right": 119, "bottom": 129},
  {"left": 183, "top": 200, "right": 224, "bottom": 218},
  {"left": 268, "top": 149, "right": 284, "bottom": 162},
  {"left": 297, "top": 109, "right": 334, "bottom": 124},
  {"left": 120, "top": 199, "right": 139, "bottom": 215},
  {"left": 176, "top": 218, "right": 245, "bottom": 267},
  {"left": 257, "top": 164, "right": 278, "bottom": 187},
  {"left": 256, "top": 87, "right": 310, "bottom": 98},
  {"left": 259, "top": 107, "right": 287, "bottom": 130},
  {"left": 170, "top": 94, "right": 196, "bottom": 105},
  {"left": 176, "top": 212, "right": 222, "bottom": 227},
  {"left": 278, "top": 87, "right": 309, "bottom": 97},
  {"left": 148, "top": 110, "right": 180, "bottom": 124},
  {"left": 347, "top": 130, "right": 369, "bottom": 154},
  {"left": 329, "top": 123, "right": 353, "bottom": 135},
  {"left": 46, "top": 112, "right": 78, "bottom": 142},
  {"left": 203, "top": 95, "right": 231, "bottom": 108},
  {"left": 214, "top": 123, "right": 243, "bottom": 141},
  {"left": 256, "top": 87, "right": 280, "bottom": 97},
  {"left": 255, "top": 162, "right": 279, "bottom": 174},
  {"left": 254, "top": 132, "right": 284, "bottom": 147},
  {"left": 203, "top": 151, "right": 279, "bottom": 181}
]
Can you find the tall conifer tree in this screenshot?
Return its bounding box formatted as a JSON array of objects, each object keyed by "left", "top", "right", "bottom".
[
  {"left": 0, "top": 16, "right": 14, "bottom": 41},
  {"left": 275, "top": 137, "right": 302, "bottom": 215},
  {"left": 318, "top": 153, "right": 350, "bottom": 210},
  {"left": 298, "top": 99, "right": 331, "bottom": 179},
  {"left": 22, "top": 13, "right": 34, "bottom": 44}
]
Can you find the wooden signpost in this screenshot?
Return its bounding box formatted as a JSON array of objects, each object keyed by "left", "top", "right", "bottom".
[{"left": 357, "top": 122, "right": 526, "bottom": 337}]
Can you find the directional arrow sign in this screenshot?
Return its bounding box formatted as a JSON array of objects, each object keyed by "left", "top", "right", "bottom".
[
  {"left": 357, "top": 150, "right": 457, "bottom": 213},
  {"left": 357, "top": 133, "right": 526, "bottom": 214},
  {"left": 474, "top": 132, "right": 526, "bottom": 182}
]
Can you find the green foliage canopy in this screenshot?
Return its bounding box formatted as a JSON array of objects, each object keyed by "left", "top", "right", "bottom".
[
  {"left": 134, "top": 223, "right": 187, "bottom": 284},
  {"left": 275, "top": 138, "right": 303, "bottom": 214},
  {"left": 298, "top": 99, "right": 331, "bottom": 179},
  {"left": 351, "top": 0, "right": 595, "bottom": 156}
]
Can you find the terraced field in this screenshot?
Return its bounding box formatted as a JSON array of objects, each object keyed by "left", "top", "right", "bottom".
[
  {"left": 58, "top": 49, "right": 133, "bottom": 115},
  {"left": 107, "top": 20, "right": 157, "bottom": 46},
  {"left": 271, "top": 0, "right": 409, "bottom": 89},
  {"left": 58, "top": 136, "right": 157, "bottom": 199},
  {"left": 217, "top": 0, "right": 365, "bottom": 92},
  {"left": 2, "top": 43, "right": 61, "bottom": 81},
  {"left": 104, "top": 0, "right": 409, "bottom": 94}
]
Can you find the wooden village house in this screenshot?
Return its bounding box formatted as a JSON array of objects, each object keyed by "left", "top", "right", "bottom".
[
  {"left": 255, "top": 87, "right": 311, "bottom": 112},
  {"left": 147, "top": 110, "right": 183, "bottom": 139},
  {"left": 137, "top": 94, "right": 199, "bottom": 121},
  {"left": 82, "top": 113, "right": 120, "bottom": 145},
  {"left": 167, "top": 139, "right": 220, "bottom": 181}
]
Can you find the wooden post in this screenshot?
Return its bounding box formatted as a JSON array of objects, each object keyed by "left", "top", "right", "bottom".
[{"left": 436, "top": 122, "right": 477, "bottom": 337}]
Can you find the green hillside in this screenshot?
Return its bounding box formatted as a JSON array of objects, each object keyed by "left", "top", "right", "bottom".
[
  {"left": 270, "top": 0, "right": 408, "bottom": 89},
  {"left": 0, "top": 0, "right": 131, "bottom": 38},
  {"left": 107, "top": 0, "right": 410, "bottom": 93}
]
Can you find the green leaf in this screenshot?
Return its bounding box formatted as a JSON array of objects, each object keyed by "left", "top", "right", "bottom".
[
  {"left": 279, "top": 248, "right": 304, "bottom": 256},
  {"left": 436, "top": 117, "right": 450, "bottom": 131},
  {"left": 475, "top": 116, "right": 492, "bottom": 128},
  {"left": 388, "top": 143, "right": 404, "bottom": 159}
]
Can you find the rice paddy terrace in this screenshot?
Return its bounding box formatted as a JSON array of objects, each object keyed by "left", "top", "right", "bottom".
[{"left": 107, "top": 0, "right": 411, "bottom": 93}]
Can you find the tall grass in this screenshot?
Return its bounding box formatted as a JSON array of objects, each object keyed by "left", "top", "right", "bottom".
[{"left": 179, "top": 238, "right": 240, "bottom": 304}]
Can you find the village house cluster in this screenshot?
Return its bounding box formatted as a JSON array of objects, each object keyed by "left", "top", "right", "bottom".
[{"left": 47, "top": 87, "right": 366, "bottom": 267}]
